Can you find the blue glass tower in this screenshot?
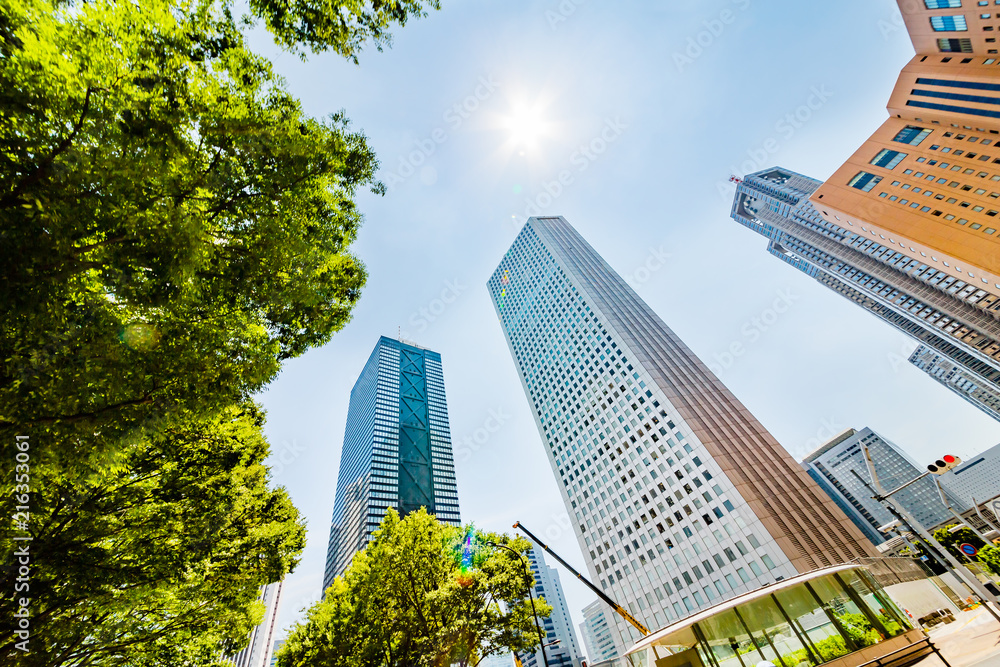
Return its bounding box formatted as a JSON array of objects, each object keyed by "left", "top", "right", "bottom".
[{"left": 323, "top": 337, "right": 461, "bottom": 590}]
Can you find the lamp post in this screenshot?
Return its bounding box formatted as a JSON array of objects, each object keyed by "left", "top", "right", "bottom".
[{"left": 486, "top": 541, "right": 551, "bottom": 667}]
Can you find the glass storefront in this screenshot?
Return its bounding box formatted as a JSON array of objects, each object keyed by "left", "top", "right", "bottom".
[{"left": 625, "top": 566, "right": 913, "bottom": 667}]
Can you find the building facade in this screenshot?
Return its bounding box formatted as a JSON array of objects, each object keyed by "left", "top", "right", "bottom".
[
  {"left": 910, "top": 344, "right": 1000, "bottom": 420},
  {"left": 810, "top": 0, "right": 1000, "bottom": 301},
  {"left": 268, "top": 640, "right": 284, "bottom": 667},
  {"left": 488, "top": 217, "right": 876, "bottom": 653},
  {"left": 803, "top": 427, "right": 967, "bottom": 544},
  {"left": 229, "top": 581, "right": 283, "bottom": 667},
  {"left": 323, "top": 337, "right": 461, "bottom": 591},
  {"left": 730, "top": 167, "right": 1000, "bottom": 418},
  {"left": 520, "top": 548, "right": 584, "bottom": 667},
  {"left": 579, "top": 601, "right": 620, "bottom": 665},
  {"left": 941, "top": 441, "right": 1000, "bottom": 509}
]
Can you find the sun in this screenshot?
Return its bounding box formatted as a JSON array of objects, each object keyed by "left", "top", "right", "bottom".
[{"left": 500, "top": 101, "right": 551, "bottom": 152}]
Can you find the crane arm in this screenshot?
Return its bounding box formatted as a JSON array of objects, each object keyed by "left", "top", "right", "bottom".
[{"left": 513, "top": 521, "right": 649, "bottom": 636}]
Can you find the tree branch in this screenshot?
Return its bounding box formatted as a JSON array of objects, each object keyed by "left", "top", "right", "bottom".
[{"left": 1, "top": 87, "right": 100, "bottom": 209}]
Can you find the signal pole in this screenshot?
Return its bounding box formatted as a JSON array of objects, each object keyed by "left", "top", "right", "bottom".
[{"left": 858, "top": 444, "right": 1000, "bottom": 625}]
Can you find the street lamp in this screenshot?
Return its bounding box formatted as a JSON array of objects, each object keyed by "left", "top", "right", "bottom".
[{"left": 486, "top": 540, "right": 551, "bottom": 667}]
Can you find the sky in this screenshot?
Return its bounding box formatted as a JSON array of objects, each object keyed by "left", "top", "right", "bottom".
[{"left": 248, "top": 0, "right": 1000, "bottom": 658}]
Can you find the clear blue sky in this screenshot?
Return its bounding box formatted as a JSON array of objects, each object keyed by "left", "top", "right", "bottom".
[{"left": 248, "top": 0, "right": 999, "bottom": 657}]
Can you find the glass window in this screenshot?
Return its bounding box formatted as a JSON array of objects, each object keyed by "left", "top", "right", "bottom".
[
  {"left": 773, "top": 583, "right": 847, "bottom": 663},
  {"left": 925, "top": 0, "right": 962, "bottom": 7},
  {"left": 848, "top": 171, "right": 882, "bottom": 192},
  {"left": 938, "top": 38, "right": 973, "bottom": 52},
  {"left": 697, "top": 609, "right": 761, "bottom": 667},
  {"left": 930, "top": 15, "right": 969, "bottom": 31},
  {"left": 870, "top": 149, "right": 908, "bottom": 169},
  {"left": 893, "top": 125, "right": 932, "bottom": 145}
]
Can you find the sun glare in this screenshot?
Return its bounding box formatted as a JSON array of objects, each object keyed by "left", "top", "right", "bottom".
[{"left": 500, "top": 102, "right": 551, "bottom": 152}]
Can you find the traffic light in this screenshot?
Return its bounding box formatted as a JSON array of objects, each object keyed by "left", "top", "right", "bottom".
[{"left": 927, "top": 455, "right": 962, "bottom": 474}]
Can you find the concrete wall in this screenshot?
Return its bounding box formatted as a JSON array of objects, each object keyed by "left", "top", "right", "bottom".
[{"left": 885, "top": 578, "right": 959, "bottom": 620}]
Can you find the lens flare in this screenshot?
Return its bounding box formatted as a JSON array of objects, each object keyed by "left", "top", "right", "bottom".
[{"left": 119, "top": 323, "right": 161, "bottom": 351}]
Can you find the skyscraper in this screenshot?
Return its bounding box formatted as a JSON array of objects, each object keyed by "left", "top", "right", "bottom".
[
  {"left": 520, "top": 547, "right": 584, "bottom": 667},
  {"left": 802, "top": 427, "right": 965, "bottom": 546},
  {"left": 323, "top": 336, "right": 461, "bottom": 591},
  {"left": 579, "top": 601, "right": 620, "bottom": 666},
  {"left": 488, "top": 216, "right": 876, "bottom": 652},
  {"left": 730, "top": 167, "right": 1000, "bottom": 419},
  {"left": 939, "top": 442, "right": 1000, "bottom": 512},
  {"left": 909, "top": 344, "right": 1000, "bottom": 421},
  {"left": 810, "top": 1, "right": 1000, "bottom": 299},
  {"left": 228, "top": 580, "right": 283, "bottom": 667}
]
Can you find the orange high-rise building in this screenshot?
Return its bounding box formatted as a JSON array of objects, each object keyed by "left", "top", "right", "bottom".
[{"left": 812, "top": 1, "right": 1000, "bottom": 298}]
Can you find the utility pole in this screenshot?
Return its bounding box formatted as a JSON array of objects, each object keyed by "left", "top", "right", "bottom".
[
  {"left": 932, "top": 478, "right": 992, "bottom": 543},
  {"left": 849, "top": 470, "right": 949, "bottom": 573},
  {"left": 858, "top": 444, "right": 1000, "bottom": 625}
]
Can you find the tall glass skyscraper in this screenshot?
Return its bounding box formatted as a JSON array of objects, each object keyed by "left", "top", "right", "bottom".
[
  {"left": 731, "top": 167, "right": 1000, "bottom": 421},
  {"left": 579, "top": 601, "right": 620, "bottom": 666},
  {"left": 323, "top": 336, "right": 461, "bottom": 591},
  {"left": 520, "top": 548, "right": 584, "bottom": 667},
  {"left": 802, "top": 427, "right": 965, "bottom": 546},
  {"left": 488, "top": 217, "right": 875, "bottom": 653}
]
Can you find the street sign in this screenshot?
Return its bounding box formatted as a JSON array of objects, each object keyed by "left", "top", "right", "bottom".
[{"left": 959, "top": 543, "right": 978, "bottom": 557}]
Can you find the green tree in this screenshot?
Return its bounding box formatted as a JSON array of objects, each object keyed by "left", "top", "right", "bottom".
[
  {"left": 1, "top": 0, "right": 441, "bottom": 663},
  {"left": 250, "top": 0, "right": 441, "bottom": 61},
  {"left": 1, "top": 403, "right": 305, "bottom": 666},
  {"left": 1, "top": 0, "right": 381, "bottom": 458},
  {"left": 980, "top": 544, "right": 1000, "bottom": 576},
  {"left": 277, "top": 509, "right": 550, "bottom": 667},
  {"left": 933, "top": 524, "right": 986, "bottom": 561}
]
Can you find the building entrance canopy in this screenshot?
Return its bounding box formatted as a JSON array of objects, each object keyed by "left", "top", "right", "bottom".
[{"left": 624, "top": 565, "right": 919, "bottom": 667}]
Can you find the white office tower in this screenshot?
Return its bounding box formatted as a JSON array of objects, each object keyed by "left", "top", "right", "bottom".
[
  {"left": 520, "top": 547, "right": 584, "bottom": 667},
  {"left": 941, "top": 442, "right": 1000, "bottom": 510},
  {"left": 488, "top": 217, "right": 875, "bottom": 654},
  {"left": 480, "top": 654, "right": 516, "bottom": 667},
  {"left": 579, "top": 600, "right": 620, "bottom": 665},
  {"left": 268, "top": 640, "right": 284, "bottom": 667},
  {"left": 230, "top": 580, "right": 283, "bottom": 667}
]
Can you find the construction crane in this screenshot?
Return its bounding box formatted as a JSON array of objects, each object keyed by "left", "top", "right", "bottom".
[{"left": 513, "top": 521, "right": 649, "bottom": 636}]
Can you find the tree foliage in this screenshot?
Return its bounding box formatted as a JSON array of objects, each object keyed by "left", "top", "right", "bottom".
[
  {"left": 250, "top": 0, "right": 442, "bottom": 61},
  {"left": 980, "top": 544, "right": 1000, "bottom": 576},
  {"left": 0, "top": 403, "right": 306, "bottom": 666},
  {"left": 1, "top": 0, "right": 380, "bottom": 458},
  {"left": 1, "top": 0, "right": 440, "bottom": 663},
  {"left": 276, "top": 509, "right": 550, "bottom": 667},
  {"left": 933, "top": 524, "right": 987, "bottom": 561}
]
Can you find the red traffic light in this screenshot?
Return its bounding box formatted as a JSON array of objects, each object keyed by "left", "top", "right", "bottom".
[{"left": 927, "top": 454, "right": 962, "bottom": 474}]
